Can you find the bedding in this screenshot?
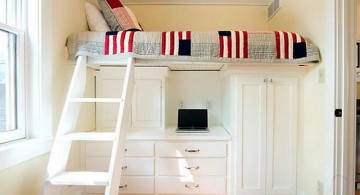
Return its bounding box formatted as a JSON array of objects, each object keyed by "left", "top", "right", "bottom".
[{"left": 66, "top": 30, "right": 320, "bottom": 64}]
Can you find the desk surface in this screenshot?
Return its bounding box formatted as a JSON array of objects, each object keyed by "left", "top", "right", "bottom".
[{"left": 124, "top": 126, "right": 231, "bottom": 141}]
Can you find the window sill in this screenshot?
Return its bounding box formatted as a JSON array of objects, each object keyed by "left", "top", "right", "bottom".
[{"left": 0, "top": 137, "right": 53, "bottom": 171}]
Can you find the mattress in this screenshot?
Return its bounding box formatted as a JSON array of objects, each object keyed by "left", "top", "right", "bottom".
[{"left": 66, "top": 31, "right": 320, "bottom": 65}]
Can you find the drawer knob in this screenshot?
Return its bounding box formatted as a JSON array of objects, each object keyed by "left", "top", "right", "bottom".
[
  {"left": 185, "top": 166, "right": 200, "bottom": 170},
  {"left": 124, "top": 148, "right": 128, "bottom": 152},
  {"left": 121, "top": 165, "right": 128, "bottom": 170},
  {"left": 185, "top": 184, "right": 199, "bottom": 189},
  {"left": 185, "top": 149, "right": 200, "bottom": 153},
  {"left": 119, "top": 184, "right": 128, "bottom": 189}
]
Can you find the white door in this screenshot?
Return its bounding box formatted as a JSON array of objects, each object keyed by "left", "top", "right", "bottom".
[
  {"left": 266, "top": 77, "right": 297, "bottom": 195},
  {"left": 235, "top": 77, "right": 267, "bottom": 195}
]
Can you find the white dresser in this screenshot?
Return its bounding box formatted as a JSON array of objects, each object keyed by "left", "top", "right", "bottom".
[{"left": 82, "top": 126, "right": 230, "bottom": 195}]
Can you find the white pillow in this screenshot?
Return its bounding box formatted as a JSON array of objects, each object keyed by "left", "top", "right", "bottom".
[{"left": 85, "top": 2, "right": 111, "bottom": 32}]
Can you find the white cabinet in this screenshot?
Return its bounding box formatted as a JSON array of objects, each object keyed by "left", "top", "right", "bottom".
[
  {"left": 83, "top": 141, "right": 155, "bottom": 195},
  {"left": 95, "top": 67, "right": 167, "bottom": 130},
  {"left": 82, "top": 129, "right": 230, "bottom": 195},
  {"left": 234, "top": 76, "right": 297, "bottom": 195},
  {"left": 155, "top": 141, "right": 228, "bottom": 195}
]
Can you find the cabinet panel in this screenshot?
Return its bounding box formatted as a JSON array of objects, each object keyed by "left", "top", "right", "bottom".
[
  {"left": 97, "top": 79, "right": 123, "bottom": 129},
  {"left": 235, "top": 77, "right": 267, "bottom": 195},
  {"left": 86, "top": 177, "right": 154, "bottom": 194},
  {"left": 234, "top": 76, "right": 297, "bottom": 195},
  {"left": 96, "top": 67, "right": 166, "bottom": 129},
  {"left": 156, "top": 177, "right": 226, "bottom": 194},
  {"left": 157, "top": 158, "right": 227, "bottom": 176},
  {"left": 156, "top": 142, "right": 227, "bottom": 157},
  {"left": 86, "top": 157, "right": 155, "bottom": 176},
  {"left": 266, "top": 77, "right": 297, "bottom": 194},
  {"left": 132, "top": 79, "right": 162, "bottom": 128},
  {"left": 85, "top": 142, "right": 154, "bottom": 157}
]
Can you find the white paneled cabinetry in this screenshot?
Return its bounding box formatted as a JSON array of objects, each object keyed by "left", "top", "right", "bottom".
[
  {"left": 95, "top": 67, "right": 167, "bottom": 130},
  {"left": 82, "top": 129, "right": 230, "bottom": 195},
  {"left": 89, "top": 66, "right": 301, "bottom": 195},
  {"left": 233, "top": 76, "right": 297, "bottom": 195}
]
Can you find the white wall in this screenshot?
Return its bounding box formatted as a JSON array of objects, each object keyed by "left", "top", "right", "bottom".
[
  {"left": 167, "top": 71, "right": 223, "bottom": 126},
  {"left": 268, "top": 1, "right": 327, "bottom": 195}
]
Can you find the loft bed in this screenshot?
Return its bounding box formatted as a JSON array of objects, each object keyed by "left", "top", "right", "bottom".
[
  {"left": 66, "top": 30, "right": 321, "bottom": 70},
  {"left": 45, "top": 1, "right": 321, "bottom": 194}
]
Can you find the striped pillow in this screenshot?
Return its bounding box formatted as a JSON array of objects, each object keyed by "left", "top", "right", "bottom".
[{"left": 98, "top": 0, "right": 142, "bottom": 31}]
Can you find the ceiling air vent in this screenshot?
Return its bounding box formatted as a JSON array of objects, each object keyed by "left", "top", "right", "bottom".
[{"left": 268, "top": 0, "right": 281, "bottom": 20}]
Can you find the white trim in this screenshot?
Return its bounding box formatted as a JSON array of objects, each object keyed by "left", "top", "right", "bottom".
[
  {"left": 125, "top": 0, "right": 268, "bottom": 5},
  {"left": 327, "top": 0, "right": 357, "bottom": 194},
  {"left": 0, "top": 137, "right": 53, "bottom": 171}
]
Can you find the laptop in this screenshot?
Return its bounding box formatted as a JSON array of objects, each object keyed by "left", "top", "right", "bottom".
[{"left": 176, "top": 109, "right": 209, "bottom": 133}]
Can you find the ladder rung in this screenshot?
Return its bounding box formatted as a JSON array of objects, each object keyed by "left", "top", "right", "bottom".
[
  {"left": 48, "top": 172, "right": 109, "bottom": 186},
  {"left": 69, "top": 98, "right": 123, "bottom": 103},
  {"left": 59, "top": 132, "right": 116, "bottom": 141}
]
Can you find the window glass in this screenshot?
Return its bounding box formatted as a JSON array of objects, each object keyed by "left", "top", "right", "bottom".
[
  {"left": 0, "top": 0, "right": 25, "bottom": 143},
  {"left": 0, "top": 0, "right": 6, "bottom": 24},
  {"left": 0, "top": 30, "right": 17, "bottom": 132}
]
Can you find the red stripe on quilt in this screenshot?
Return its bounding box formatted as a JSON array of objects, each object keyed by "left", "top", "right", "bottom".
[
  {"left": 112, "top": 35, "right": 117, "bottom": 54},
  {"left": 219, "top": 36, "right": 224, "bottom": 58},
  {"left": 186, "top": 31, "right": 191, "bottom": 40},
  {"left": 161, "top": 32, "right": 166, "bottom": 55},
  {"left": 120, "top": 31, "right": 126, "bottom": 53},
  {"left": 284, "top": 32, "right": 289, "bottom": 59},
  {"left": 179, "top": 31, "right": 183, "bottom": 40},
  {"left": 235, "top": 31, "right": 240, "bottom": 58},
  {"left": 227, "top": 35, "right": 232, "bottom": 58},
  {"left": 170, "top": 31, "right": 175, "bottom": 55},
  {"left": 243, "top": 31, "right": 248, "bottom": 58},
  {"left": 105, "top": 0, "right": 123, "bottom": 8},
  {"left": 291, "top": 33, "right": 297, "bottom": 43},
  {"left": 274, "top": 31, "right": 280, "bottom": 59},
  {"left": 128, "top": 31, "right": 135, "bottom": 52},
  {"left": 301, "top": 36, "right": 305, "bottom": 42},
  {"left": 105, "top": 35, "right": 110, "bottom": 55}
]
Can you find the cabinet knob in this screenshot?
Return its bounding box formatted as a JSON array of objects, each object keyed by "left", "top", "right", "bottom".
[
  {"left": 185, "top": 149, "right": 200, "bottom": 153},
  {"left": 124, "top": 148, "right": 128, "bottom": 152},
  {"left": 185, "top": 184, "right": 199, "bottom": 189},
  {"left": 121, "top": 165, "right": 128, "bottom": 170},
  {"left": 119, "top": 184, "right": 128, "bottom": 189},
  {"left": 185, "top": 166, "right": 200, "bottom": 170}
]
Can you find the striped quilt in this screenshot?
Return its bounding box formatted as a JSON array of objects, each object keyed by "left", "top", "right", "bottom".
[{"left": 67, "top": 31, "right": 320, "bottom": 64}]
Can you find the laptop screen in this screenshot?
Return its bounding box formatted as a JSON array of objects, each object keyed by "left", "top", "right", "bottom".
[{"left": 177, "top": 109, "right": 208, "bottom": 129}]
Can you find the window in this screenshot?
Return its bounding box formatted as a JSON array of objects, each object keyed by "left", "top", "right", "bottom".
[{"left": 0, "top": 0, "right": 25, "bottom": 143}]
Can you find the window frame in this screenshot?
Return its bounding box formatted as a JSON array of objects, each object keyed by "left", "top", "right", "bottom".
[{"left": 0, "top": 2, "right": 26, "bottom": 144}]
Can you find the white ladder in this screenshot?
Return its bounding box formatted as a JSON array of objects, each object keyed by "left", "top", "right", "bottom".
[{"left": 43, "top": 56, "right": 135, "bottom": 195}]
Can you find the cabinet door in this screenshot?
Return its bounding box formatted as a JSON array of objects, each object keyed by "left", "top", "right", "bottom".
[
  {"left": 132, "top": 79, "right": 162, "bottom": 128},
  {"left": 235, "top": 77, "right": 267, "bottom": 195},
  {"left": 96, "top": 78, "right": 123, "bottom": 129},
  {"left": 266, "top": 77, "right": 297, "bottom": 195},
  {"left": 96, "top": 69, "right": 163, "bottom": 129}
]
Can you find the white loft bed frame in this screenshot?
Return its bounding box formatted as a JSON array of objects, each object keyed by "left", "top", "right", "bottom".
[{"left": 43, "top": 54, "right": 314, "bottom": 195}]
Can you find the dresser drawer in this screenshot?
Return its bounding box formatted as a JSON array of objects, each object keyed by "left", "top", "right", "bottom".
[
  {"left": 156, "top": 142, "right": 227, "bottom": 157},
  {"left": 86, "top": 157, "right": 154, "bottom": 176},
  {"left": 85, "top": 141, "right": 154, "bottom": 157},
  {"left": 156, "top": 177, "right": 226, "bottom": 194},
  {"left": 86, "top": 177, "right": 154, "bottom": 194},
  {"left": 157, "top": 158, "right": 226, "bottom": 176}
]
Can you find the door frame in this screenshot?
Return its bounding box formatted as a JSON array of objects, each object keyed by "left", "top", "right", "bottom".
[{"left": 330, "top": 0, "right": 357, "bottom": 194}]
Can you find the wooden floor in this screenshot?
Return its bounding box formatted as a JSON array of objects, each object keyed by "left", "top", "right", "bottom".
[{"left": 356, "top": 189, "right": 360, "bottom": 195}]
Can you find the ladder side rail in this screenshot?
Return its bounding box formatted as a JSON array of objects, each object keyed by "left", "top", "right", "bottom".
[
  {"left": 105, "top": 57, "right": 135, "bottom": 195},
  {"left": 46, "top": 56, "right": 88, "bottom": 178}
]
